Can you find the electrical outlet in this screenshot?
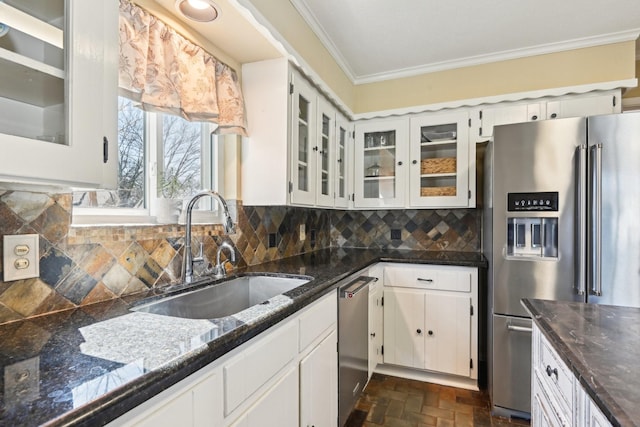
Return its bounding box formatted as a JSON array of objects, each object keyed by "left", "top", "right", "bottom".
[
  {"left": 391, "top": 229, "right": 402, "bottom": 240},
  {"left": 3, "top": 234, "right": 39, "bottom": 281},
  {"left": 299, "top": 224, "right": 306, "bottom": 241},
  {"left": 268, "top": 233, "right": 277, "bottom": 248}
]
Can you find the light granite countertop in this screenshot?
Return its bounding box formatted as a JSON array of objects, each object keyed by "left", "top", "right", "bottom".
[{"left": 0, "top": 248, "right": 486, "bottom": 426}]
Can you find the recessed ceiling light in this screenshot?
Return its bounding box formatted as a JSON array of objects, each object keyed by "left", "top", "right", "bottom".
[{"left": 175, "top": 0, "right": 220, "bottom": 22}]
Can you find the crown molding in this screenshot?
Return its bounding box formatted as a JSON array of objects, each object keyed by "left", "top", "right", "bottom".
[{"left": 353, "top": 29, "right": 640, "bottom": 84}]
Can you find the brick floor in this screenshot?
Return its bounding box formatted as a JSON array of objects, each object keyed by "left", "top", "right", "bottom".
[{"left": 345, "top": 373, "right": 530, "bottom": 427}]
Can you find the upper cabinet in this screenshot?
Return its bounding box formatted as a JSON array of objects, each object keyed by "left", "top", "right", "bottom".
[
  {"left": 0, "top": 0, "right": 118, "bottom": 188},
  {"left": 354, "top": 118, "right": 409, "bottom": 208},
  {"left": 476, "top": 90, "right": 621, "bottom": 139},
  {"left": 242, "top": 58, "right": 351, "bottom": 208},
  {"left": 409, "top": 111, "right": 470, "bottom": 208}
]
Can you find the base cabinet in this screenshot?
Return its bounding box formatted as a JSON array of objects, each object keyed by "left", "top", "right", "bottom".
[
  {"left": 531, "top": 323, "right": 612, "bottom": 427},
  {"left": 380, "top": 263, "right": 478, "bottom": 386},
  {"left": 109, "top": 291, "right": 337, "bottom": 427}
]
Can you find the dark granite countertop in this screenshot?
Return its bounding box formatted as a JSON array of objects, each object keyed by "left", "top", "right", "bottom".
[
  {"left": 523, "top": 299, "right": 640, "bottom": 427},
  {"left": 0, "top": 248, "right": 486, "bottom": 427}
]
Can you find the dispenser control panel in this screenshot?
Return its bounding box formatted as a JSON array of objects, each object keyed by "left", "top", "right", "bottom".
[{"left": 507, "top": 192, "right": 558, "bottom": 212}]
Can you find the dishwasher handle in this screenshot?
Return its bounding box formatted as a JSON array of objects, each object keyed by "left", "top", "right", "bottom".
[{"left": 339, "top": 276, "right": 376, "bottom": 299}]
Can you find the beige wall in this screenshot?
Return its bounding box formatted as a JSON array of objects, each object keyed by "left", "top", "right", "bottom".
[
  {"left": 245, "top": 1, "right": 637, "bottom": 114},
  {"left": 623, "top": 59, "right": 640, "bottom": 99},
  {"left": 354, "top": 42, "right": 637, "bottom": 114}
]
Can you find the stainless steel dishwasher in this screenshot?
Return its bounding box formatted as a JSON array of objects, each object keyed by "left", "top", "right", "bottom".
[{"left": 338, "top": 275, "right": 376, "bottom": 427}]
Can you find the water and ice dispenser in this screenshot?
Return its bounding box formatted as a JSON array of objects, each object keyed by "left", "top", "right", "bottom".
[{"left": 506, "top": 192, "right": 559, "bottom": 258}]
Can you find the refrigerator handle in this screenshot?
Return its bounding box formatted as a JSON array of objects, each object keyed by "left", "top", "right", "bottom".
[
  {"left": 589, "top": 144, "right": 603, "bottom": 296},
  {"left": 576, "top": 145, "right": 587, "bottom": 296}
]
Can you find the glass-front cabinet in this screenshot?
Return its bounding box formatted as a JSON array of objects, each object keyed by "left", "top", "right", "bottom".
[
  {"left": 354, "top": 119, "right": 408, "bottom": 208},
  {"left": 409, "top": 111, "right": 469, "bottom": 207},
  {"left": 290, "top": 74, "right": 317, "bottom": 205},
  {"left": 334, "top": 112, "right": 351, "bottom": 208},
  {"left": 316, "top": 98, "right": 335, "bottom": 206},
  {"left": 0, "top": 0, "right": 118, "bottom": 187}
]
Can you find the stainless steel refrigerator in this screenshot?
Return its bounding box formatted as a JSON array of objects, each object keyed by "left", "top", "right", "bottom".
[{"left": 484, "top": 112, "right": 640, "bottom": 418}]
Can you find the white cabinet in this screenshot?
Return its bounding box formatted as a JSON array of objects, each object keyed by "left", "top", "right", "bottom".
[
  {"left": 242, "top": 58, "right": 349, "bottom": 208},
  {"left": 409, "top": 111, "right": 471, "bottom": 207},
  {"left": 368, "top": 264, "right": 384, "bottom": 378},
  {"left": 546, "top": 92, "right": 619, "bottom": 119},
  {"left": 0, "top": 0, "right": 118, "bottom": 188},
  {"left": 531, "top": 323, "right": 612, "bottom": 427},
  {"left": 300, "top": 329, "right": 338, "bottom": 427},
  {"left": 381, "top": 264, "right": 478, "bottom": 385},
  {"left": 334, "top": 112, "right": 352, "bottom": 208},
  {"left": 354, "top": 118, "right": 409, "bottom": 208},
  {"left": 478, "top": 102, "right": 543, "bottom": 138},
  {"left": 109, "top": 291, "right": 337, "bottom": 427}
]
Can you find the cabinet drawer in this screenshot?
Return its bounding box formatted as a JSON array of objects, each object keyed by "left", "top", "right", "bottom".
[
  {"left": 224, "top": 320, "right": 298, "bottom": 416},
  {"left": 384, "top": 264, "right": 471, "bottom": 292},
  {"left": 298, "top": 291, "right": 337, "bottom": 352},
  {"left": 536, "top": 333, "right": 574, "bottom": 416}
]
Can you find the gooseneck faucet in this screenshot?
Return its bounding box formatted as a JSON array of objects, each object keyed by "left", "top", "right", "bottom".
[{"left": 181, "top": 190, "right": 235, "bottom": 284}]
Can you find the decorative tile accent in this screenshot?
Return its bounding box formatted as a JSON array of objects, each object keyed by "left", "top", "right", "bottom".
[{"left": 0, "top": 185, "right": 481, "bottom": 325}]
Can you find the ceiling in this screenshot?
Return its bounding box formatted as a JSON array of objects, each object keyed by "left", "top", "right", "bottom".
[{"left": 290, "top": 0, "right": 640, "bottom": 84}]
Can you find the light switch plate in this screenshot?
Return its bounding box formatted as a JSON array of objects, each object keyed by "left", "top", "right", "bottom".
[{"left": 3, "top": 234, "right": 39, "bottom": 281}]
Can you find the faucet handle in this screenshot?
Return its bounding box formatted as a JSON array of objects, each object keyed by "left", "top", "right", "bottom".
[{"left": 193, "top": 242, "right": 204, "bottom": 263}]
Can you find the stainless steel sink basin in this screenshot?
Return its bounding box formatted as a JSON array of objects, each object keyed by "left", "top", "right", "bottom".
[{"left": 131, "top": 275, "right": 310, "bottom": 319}]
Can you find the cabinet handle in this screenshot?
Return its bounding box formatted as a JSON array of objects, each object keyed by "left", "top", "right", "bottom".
[
  {"left": 428, "top": 330, "right": 434, "bottom": 336},
  {"left": 417, "top": 278, "right": 434, "bottom": 283},
  {"left": 416, "top": 329, "right": 422, "bottom": 334},
  {"left": 103, "top": 136, "right": 109, "bottom": 163},
  {"left": 545, "top": 365, "right": 558, "bottom": 380}
]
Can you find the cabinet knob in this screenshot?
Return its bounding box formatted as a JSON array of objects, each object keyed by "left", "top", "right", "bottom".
[
  {"left": 313, "top": 146, "right": 318, "bottom": 152},
  {"left": 531, "top": 115, "right": 538, "bottom": 120},
  {"left": 370, "top": 332, "right": 376, "bottom": 337},
  {"left": 337, "top": 158, "right": 342, "bottom": 163},
  {"left": 550, "top": 113, "right": 558, "bottom": 119},
  {"left": 412, "top": 160, "right": 418, "bottom": 165},
  {"left": 398, "top": 161, "right": 403, "bottom": 166},
  {"left": 428, "top": 330, "right": 434, "bottom": 336},
  {"left": 416, "top": 329, "right": 422, "bottom": 334},
  {"left": 545, "top": 365, "right": 558, "bottom": 379}
]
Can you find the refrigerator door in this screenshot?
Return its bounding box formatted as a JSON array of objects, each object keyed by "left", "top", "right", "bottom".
[
  {"left": 587, "top": 113, "right": 640, "bottom": 307},
  {"left": 492, "top": 118, "right": 586, "bottom": 317},
  {"left": 492, "top": 315, "right": 532, "bottom": 417}
]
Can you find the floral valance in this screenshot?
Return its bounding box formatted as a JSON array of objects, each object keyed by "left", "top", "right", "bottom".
[{"left": 118, "top": 0, "right": 247, "bottom": 136}]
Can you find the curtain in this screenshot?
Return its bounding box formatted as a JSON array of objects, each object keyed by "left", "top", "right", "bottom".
[{"left": 118, "top": 0, "right": 247, "bottom": 136}]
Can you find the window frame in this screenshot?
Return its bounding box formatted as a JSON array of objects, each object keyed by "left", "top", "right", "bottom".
[{"left": 72, "top": 101, "right": 224, "bottom": 226}]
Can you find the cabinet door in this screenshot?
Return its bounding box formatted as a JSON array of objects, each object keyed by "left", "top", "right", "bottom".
[
  {"left": 424, "top": 293, "right": 471, "bottom": 376},
  {"left": 546, "top": 93, "right": 619, "bottom": 119},
  {"left": 230, "top": 366, "right": 299, "bottom": 427},
  {"left": 368, "top": 281, "right": 383, "bottom": 378},
  {"left": 334, "top": 113, "right": 351, "bottom": 208},
  {"left": 532, "top": 374, "right": 564, "bottom": 427},
  {"left": 587, "top": 399, "right": 612, "bottom": 427},
  {"left": 316, "top": 98, "right": 335, "bottom": 207},
  {"left": 409, "top": 111, "right": 470, "bottom": 207},
  {"left": 131, "top": 389, "right": 193, "bottom": 427},
  {"left": 0, "top": 0, "right": 117, "bottom": 188},
  {"left": 290, "top": 73, "right": 317, "bottom": 205},
  {"left": 300, "top": 329, "right": 338, "bottom": 427},
  {"left": 354, "top": 118, "right": 408, "bottom": 208},
  {"left": 383, "top": 288, "right": 425, "bottom": 369},
  {"left": 479, "top": 103, "right": 541, "bottom": 138}
]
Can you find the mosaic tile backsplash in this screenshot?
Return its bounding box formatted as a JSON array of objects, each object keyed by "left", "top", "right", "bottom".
[{"left": 0, "top": 187, "right": 479, "bottom": 324}]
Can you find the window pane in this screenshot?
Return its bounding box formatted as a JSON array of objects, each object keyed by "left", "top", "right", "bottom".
[
  {"left": 159, "top": 115, "right": 202, "bottom": 199},
  {"left": 72, "top": 97, "right": 145, "bottom": 209}
]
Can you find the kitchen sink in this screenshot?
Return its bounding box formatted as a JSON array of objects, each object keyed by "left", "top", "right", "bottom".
[{"left": 131, "top": 274, "right": 310, "bottom": 319}]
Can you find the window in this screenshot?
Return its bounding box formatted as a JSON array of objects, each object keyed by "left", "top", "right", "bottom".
[{"left": 73, "top": 96, "right": 223, "bottom": 224}]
